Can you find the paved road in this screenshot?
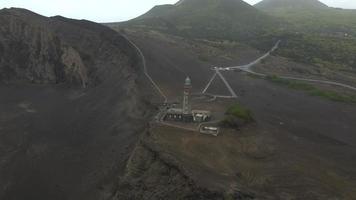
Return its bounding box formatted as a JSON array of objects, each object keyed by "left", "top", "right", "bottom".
[
  {"left": 201, "top": 41, "right": 281, "bottom": 98},
  {"left": 228, "top": 40, "right": 356, "bottom": 92},
  {"left": 229, "top": 40, "right": 281, "bottom": 71},
  {"left": 121, "top": 34, "right": 168, "bottom": 103},
  {"left": 275, "top": 76, "right": 356, "bottom": 91}
]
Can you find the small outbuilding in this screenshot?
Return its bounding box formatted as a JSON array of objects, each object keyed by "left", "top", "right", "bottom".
[
  {"left": 200, "top": 126, "right": 219, "bottom": 136},
  {"left": 192, "top": 110, "right": 211, "bottom": 122},
  {"left": 164, "top": 108, "right": 193, "bottom": 122}
]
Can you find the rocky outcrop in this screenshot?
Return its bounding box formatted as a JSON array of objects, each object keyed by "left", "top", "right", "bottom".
[
  {"left": 0, "top": 8, "right": 134, "bottom": 87},
  {"left": 112, "top": 136, "right": 225, "bottom": 200},
  {"left": 0, "top": 13, "right": 63, "bottom": 84},
  {"left": 61, "top": 46, "right": 88, "bottom": 87}
]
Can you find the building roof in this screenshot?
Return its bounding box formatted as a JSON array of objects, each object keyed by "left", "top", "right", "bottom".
[
  {"left": 167, "top": 108, "right": 183, "bottom": 114},
  {"left": 192, "top": 110, "right": 211, "bottom": 115}
]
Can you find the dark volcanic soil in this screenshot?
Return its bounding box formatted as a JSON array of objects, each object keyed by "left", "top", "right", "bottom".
[
  {"left": 111, "top": 28, "right": 356, "bottom": 199},
  {"left": 0, "top": 9, "right": 151, "bottom": 200},
  {"left": 0, "top": 83, "right": 148, "bottom": 200}
]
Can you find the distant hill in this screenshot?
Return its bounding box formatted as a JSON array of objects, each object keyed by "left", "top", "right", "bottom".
[
  {"left": 254, "top": 0, "right": 356, "bottom": 72},
  {"left": 255, "top": 0, "right": 356, "bottom": 36},
  {"left": 255, "top": 0, "right": 328, "bottom": 11},
  {"left": 116, "top": 0, "right": 283, "bottom": 41}
]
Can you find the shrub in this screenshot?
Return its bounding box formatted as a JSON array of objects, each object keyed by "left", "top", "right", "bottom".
[
  {"left": 220, "top": 103, "right": 254, "bottom": 129},
  {"left": 226, "top": 103, "right": 254, "bottom": 123}
]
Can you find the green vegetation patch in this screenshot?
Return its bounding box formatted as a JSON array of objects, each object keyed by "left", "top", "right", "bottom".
[
  {"left": 266, "top": 75, "right": 356, "bottom": 104},
  {"left": 278, "top": 35, "right": 356, "bottom": 71},
  {"left": 226, "top": 103, "right": 254, "bottom": 123},
  {"left": 248, "top": 32, "right": 356, "bottom": 73},
  {"left": 220, "top": 103, "right": 254, "bottom": 129}
]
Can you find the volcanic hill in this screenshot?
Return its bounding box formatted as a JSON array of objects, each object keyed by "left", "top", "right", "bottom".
[
  {"left": 255, "top": 0, "right": 356, "bottom": 35},
  {"left": 255, "top": 0, "right": 328, "bottom": 11},
  {"left": 117, "top": 0, "right": 283, "bottom": 41}
]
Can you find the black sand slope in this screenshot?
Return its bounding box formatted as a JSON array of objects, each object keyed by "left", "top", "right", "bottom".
[{"left": 0, "top": 8, "right": 150, "bottom": 200}]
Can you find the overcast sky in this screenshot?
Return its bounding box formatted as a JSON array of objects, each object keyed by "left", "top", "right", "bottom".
[{"left": 1, "top": 0, "right": 356, "bottom": 22}]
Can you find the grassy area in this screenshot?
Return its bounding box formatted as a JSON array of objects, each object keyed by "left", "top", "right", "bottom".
[
  {"left": 226, "top": 103, "right": 254, "bottom": 123},
  {"left": 220, "top": 103, "right": 254, "bottom": 128},
  {"left": 266, "top": 75, "right": 356, "bottom": 104},
  {"left": 277, "top": 34, "right": 356, "bottom": 71}
]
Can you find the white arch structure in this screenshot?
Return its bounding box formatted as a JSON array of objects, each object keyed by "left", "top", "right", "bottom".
[
  {"left": 202, "top": 68, "right": 238, "bottom": 98},
  {"left": 202, "top": 40, "right": 281, "bottom": 99}
]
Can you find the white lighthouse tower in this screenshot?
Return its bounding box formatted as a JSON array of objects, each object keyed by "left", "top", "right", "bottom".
[{"left": 182, "top": 77, "right": 192, "bottom": 115}]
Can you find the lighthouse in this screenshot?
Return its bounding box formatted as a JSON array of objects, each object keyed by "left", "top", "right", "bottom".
[
  {"left": 182, "top": 77, "right": 192, "bottom": 115},
  {"left": 164, "top": 76, "right": 211, "bottom": 123}
]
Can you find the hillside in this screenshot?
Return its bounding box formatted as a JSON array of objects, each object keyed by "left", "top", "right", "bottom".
[
  {"left": 255, "top": 0, "right": 328, "bottom": 10},
  {"left": 0, "top": 8, "right": 141, "bottom": 87},
  {"left": 0, "top": 8, "right": 150, "bottom": 200},
  {"left": 115, "top": 0, "right": 283, "bottom": 41},
  {"left": 254, "top": 0, "right": 356, "bottom": 75},
  {"left": 108, "top": 29, "right": 356, "bottom": 200},
  {"left": 255, "top": 0, "right": 356, "bottom": 36}
]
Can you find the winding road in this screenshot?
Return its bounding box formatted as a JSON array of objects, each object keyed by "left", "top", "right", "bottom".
[
  {"left": 121, "top": 34, "right": 168, "bottom": 103},
  {"left": 202, "top": 39, "right": 356, "bottom": 99},
  {"left": 201, "top": 41, "right": 282, "bottom": 98},
  {"left": 227, "top": 40, "right": 356, "bottom": 92},
  {"left": 123, "top": 33, "right": 356, "bottom": 104}
]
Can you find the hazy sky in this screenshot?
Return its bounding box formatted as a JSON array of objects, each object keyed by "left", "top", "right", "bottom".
[{"left": 1, "top": 0, "right": 356, "bottom": 22}]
